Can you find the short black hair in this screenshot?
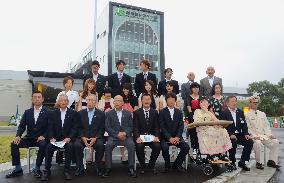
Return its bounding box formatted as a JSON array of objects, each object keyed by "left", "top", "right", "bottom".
[
  {"left": 32, "top": 90, "right": 43, "bottom": 97},
  {"left": 164, "top": 68, "right": 173, "bottom": 75},
  {"left": 165, "top": 81, "right": 174, "bottom": 87},
  {"left": 116, "top": 60, "right": 126, "bottom": 67},
  {"left": 104, "top": 87, "right": 112, "bottom": 94},
  {"left": 92, "top": 60, "right": 100, "bottom": 67},
  {"left": 165, "top": 92, "right": 177, "bottom": 101},
  {"left": 141, "top": 93, "right": 152, "bottom": 100},
  {"left": 190, "top": 82, "right": 200, "bottom": 90}
]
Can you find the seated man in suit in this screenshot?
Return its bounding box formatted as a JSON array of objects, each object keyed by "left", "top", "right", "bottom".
[
  {"left": 74, "top": 94, "right": 105, "bottom": 176},
  {"left": 83, "top": 60, "right": 106, "bottom": 100},
  {"left": 103, "top": 95, "right": 137, "bottom": 178},
  {"left": 199, "top": 66, "right": 222, "bottom": 97},
  {"left": 6, "top": 91, "right": 49, "bottom": 179},
  {"left": 133, "top": 93, "right": 161, "bottom": 174},
  {"left": 107, "top": 60, "right": 132, "bottom": 97},
  {"left": 134, "top": 59, "right": 157, "bottom": 97},
  {"left": 220, "top": 96, "right": 253, "bottom": 171},
  {"left": 158, "top": 68, "right": 179, "bottom": 96},
  {"left": 245, "top": 96, "right": 280, "bottom": 169},
  {"left": 160, "top": 93, "right": 190, "bottom": 173},
  {"left": 41, "top": 94, "right": 79, "bottom": 181}
]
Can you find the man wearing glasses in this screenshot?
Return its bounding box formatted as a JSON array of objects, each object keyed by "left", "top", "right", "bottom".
[{"left": 245, "top": 96, "right": 280, "bottom": 170}]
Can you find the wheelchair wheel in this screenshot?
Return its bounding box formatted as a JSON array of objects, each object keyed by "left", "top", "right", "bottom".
[{"left": 203, "top": 165, "right": 214, "bottom": 176}]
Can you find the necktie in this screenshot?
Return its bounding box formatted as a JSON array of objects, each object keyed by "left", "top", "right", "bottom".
[
  {"left": 144, "top": 73, "right": 147, "bottom": 80},
  {"left": 145, "top": 110, "right": 149, "bottom": 120},
  {"left": 119, "top": 73, "right": 122, "bottom": 85}
]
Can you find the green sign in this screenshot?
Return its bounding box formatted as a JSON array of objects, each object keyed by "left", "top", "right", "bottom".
[{"left": 116, "top": 8, "right": 126, "bottom": 16}]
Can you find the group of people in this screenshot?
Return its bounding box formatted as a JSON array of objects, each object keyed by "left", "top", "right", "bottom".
[{"left": 5, "top": 59, "right": 280, "bottom": 181}]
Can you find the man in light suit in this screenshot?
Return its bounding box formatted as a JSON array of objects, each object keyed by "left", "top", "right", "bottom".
[
  {"left": 199, "top": 66, "right": 222, "bottom": 97},
  {"left": 245, "top": 96, "right": 280, "bottom": 170},
  {"left": 103, "top": 95, "right": 137, "bottom": 178},
  {"left": 83, "top": 60, "right": 106, "bottom": 100},
  {"left": 181, "top": 72, "right": 195, "bottom": 116}
]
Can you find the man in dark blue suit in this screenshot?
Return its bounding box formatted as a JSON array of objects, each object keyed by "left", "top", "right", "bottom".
[
  {"left": 83, "top": 60, "right": 106, "bottom": 100},
  {"left": 134, "top": 59, "right": 157, "bottom": 97},
  {"left": 6, "top": 91, "right": 49, "bottom": 179},
  {"left": 220, "top": 96, "right": 253, "bottom": 171},
  {"left": 74, "top": 94, "right": 105, "bottom": 177},
  {"left": 160, "top": 93, "right": 189, "bottom": 173},
  {"left": 41, "top": 94, "right": 80, "bottom": 181},
  {"left": 158, "top": 68, "right": 179, "bottom": 96}
]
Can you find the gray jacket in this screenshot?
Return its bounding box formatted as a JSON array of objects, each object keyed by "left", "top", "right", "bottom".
[{"left": 200, "top": 76, "right": 222, "bottom": 97}]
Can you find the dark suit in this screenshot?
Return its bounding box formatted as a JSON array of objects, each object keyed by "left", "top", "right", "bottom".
[
  {"left": 108, "top": 72, "right": 131, "bottom": 97},
  {"left": 158, "top": 79, "right": 179, "bottom": 96},
  {"left": 11, "top": 107, "right": 48, "bottom": 167},
  {"left": 74, "top": 108, "right": 105, "bottom": 170},
  {"left": 105, "top": 109, "right": 135, "bottom": 169},
  {"left": 159, "top": 107, "right": 189, "bottom": 168},
  {"left": 84, "top": 73, "right": 106, "bottom": 100},
  {"left": 180, "top": 81, "right": 194, "bottom": 115},
  {"left": 220, "top": 108, "right": 253, "bottom": 164},
  {"left": 44, "top": 108, "right": 79, "bottom": 170},
  {"left": 133, "top": 108, "right": 160, "bottom": 169},
  {"left": 199, "top": 76, "right": 222, "bottom": 97},
  {"left": 134, "top": 72, "right": 157, "bottom": 97}
]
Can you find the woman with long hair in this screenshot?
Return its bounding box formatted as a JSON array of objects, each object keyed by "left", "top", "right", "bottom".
[
  {"left": 77, "top": 79, "right": 97, "bottom": 111},
  {"left": 138, "top": 80, "right": 159, "bottom": 111}
]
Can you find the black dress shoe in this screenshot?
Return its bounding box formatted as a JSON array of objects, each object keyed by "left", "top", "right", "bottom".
[
  {"left": 231, "top": 163, "right": 237, "bottom": 171},
  {"left": 267, "top": 160, "right": 281, "bottom": 169},
  {"left": 128, "top": 168, "right": 137, "bottom": 178},
  {"left": 238, "top": 161, "right": 250, "bottom": 171},
  {"left": 63, "top": 170, "right": 72, "bottom": 180},
  {"left": 74, "top": 168, "right": 85, "bottom": 176},
  {"left": 256, "top": 162, "right": 264, "bottom": 170},
  {"left": 96, "top": 167, "right": 103, "bottom": 177},
  {"left": 102, "top": 169, "right": 111, "bottom": 178},
  {"left": 40, "top": 170, "right": 51, "bottom": 181},
  {"left": 5, "top": 169, "right": 23, "bottom": 178},
  {"left": 32, "top": 169, "right": 42, "bottom": 178}
]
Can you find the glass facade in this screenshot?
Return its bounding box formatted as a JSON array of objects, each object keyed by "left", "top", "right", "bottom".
[{"left": 111, "top": 6, "right": 162, "bottom": 80}]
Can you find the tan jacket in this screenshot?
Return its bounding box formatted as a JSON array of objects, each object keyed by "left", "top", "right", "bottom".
[{"left": 245, "top": 110, "right": 272, "bottom": 140}]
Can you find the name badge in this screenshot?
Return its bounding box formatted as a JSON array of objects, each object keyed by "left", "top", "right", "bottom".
[{"left": 241, "top": 120, "right": 245, "bottom": 124}]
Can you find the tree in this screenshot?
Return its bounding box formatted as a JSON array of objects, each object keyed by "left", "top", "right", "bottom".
[{"left": 247, "top": 78, "right": 284, "bottom": 116}]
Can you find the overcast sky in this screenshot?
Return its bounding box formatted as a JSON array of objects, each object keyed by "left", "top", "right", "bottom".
[{"left": 1, "top": 0, "right": 284, "bottom": 87}]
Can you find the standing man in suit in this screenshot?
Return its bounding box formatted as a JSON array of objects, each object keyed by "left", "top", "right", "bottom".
[
  {"left": 245, "top": 96, "right": 280, "bottom": 170},
  {"left": 160, "top": 93, "right": 190, "bottom": 173},
  {"left": 108, "top": 60, "right": 131, "bottom": 97},
  {"left": 133, "top": 93, "right": 160, "bottom": 174},
  {"left": 181, "top": 72, "right": 195, "bottom": 116},
  {"left": 158, "top": 68, "right": 179, "bottom": 96},
  {"left": 83, "top": 60, "right": 106, "bottom": 100},
  {"left": 220, "top": 96, "right": 253, "bottom": 171},
  {"left": 6, "top": 91, "right": 49, "bottom": 179},
  {"left": 41, "top": 94, "right": 79, "bottom": 181},
  {"left": 134, "top": 59, "right": 157, "bottom": 97},
  {"left": 199, "top": 66, "right": 222, "bottom": 97},
  {"left": 103, "top": 95, "right": 137, "bottom": 178},
  {"left": 74, "top": 94, "right": 106, "bottom": 176}
]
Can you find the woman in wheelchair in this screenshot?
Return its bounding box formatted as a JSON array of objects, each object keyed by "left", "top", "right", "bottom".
[{"left": 193, "top": 97, "right": 232, "bottom": 162}]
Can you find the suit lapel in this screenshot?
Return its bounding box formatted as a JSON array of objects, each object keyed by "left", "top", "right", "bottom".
[{"left": 30, "top": 108, "right": 36, "bottom": 125}]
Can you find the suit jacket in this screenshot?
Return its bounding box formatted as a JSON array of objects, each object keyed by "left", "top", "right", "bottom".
[
  {"left": 220, "top": 108, "right": 249, "bottom": 136},
  {"left": 158, "top": 79, "right": 179, "bottom": 96},
  {"left": 78, "top": 108, "right": 105, "bottom": 139},
  {"left": 48, "top": 108, "right": 79, "bottom": 141},
  {"left": 159, "top": 107, "right": 184, "bottom": 140},
  {"left": 105, "top": 109, "right": 133, "bottom": 138},
  {"left": 134, "top": 72, "right": 157, "bottom": 97},
  {"left": 107, "top": 72, "right": 132, "bottom": 97},
  {"left": 181, "top": 81, "right": 194, "bottom": 106},
  {"left": 199, "top": 76, "right": 222, "bottom": 97},
  {"left": 83, "top": 73, "right": 106, "bottom": 99},
  {"left": 133, "top": 108, "right": 160, "bottom": 140},
  {"left": 16, "top": 107, "right": 49, "bottom": 139}
]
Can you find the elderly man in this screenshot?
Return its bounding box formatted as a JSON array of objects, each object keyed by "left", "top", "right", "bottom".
[
  {"left": 245, "top": 96, "right": 280, "bottom": 169},
  {"left": 103, "top": 95, "right": 137, "bottom": 178},
  {"left": 200, "top": 66, "right": 222, "bottom": 97}
]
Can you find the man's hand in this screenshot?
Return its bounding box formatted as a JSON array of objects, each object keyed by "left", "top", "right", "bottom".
[
  {"left": 117, "top": 132, "right": 126, "bottom": 141},
  {"left": 245, "top": 135, "right": 252, "bottom": 140},
  {"left": 230, "top": 135, "right": 237, "bottom": 140},
  {"left": 50, "top": 138, "right": 56, "bottom": 143},
  {"left": 37, "top": 136, "right": 45, "bottom": 142},
  {"left": 153, "top": 137, "right": 160, "bottom": 142},
  {"left": 13, "top": 136, "right": 21, "bottom": 145},
  {"left": 269, "top": 134, "right": 276, "bottom": 139},
  {"left": 174, "top": 137, "right": 180, "bottom": 144},
  {"left": 105, "top": 108, "right": 111, "bottom": 113},
  {"left": 136, "top": 137, "right": 143, "bottom": 144},
  {"left": 89, "top": 138, "right": 96, "bottom": 146},
  {"left": 63, "top": 138, "right": 71, "bottom": 144}
]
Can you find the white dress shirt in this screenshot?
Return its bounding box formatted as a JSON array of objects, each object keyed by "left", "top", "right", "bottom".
[
  {"left": 60, "top": 108, "right": 67, "bottom": 127},
  {"left": 143, "top": 108, "right": 150, "bottom": 119},
  {"left": 115, "top": 109, "right": 123, "bottom": 125},
  {"left": 229, "top": 108, "right": 238, "bottom": 133},
  {"left": 34, "top": 106, "right": 42, "bottom": 124},
  {"left": 93, "top": 73, "right": 99, "bottom": 82},
  {"left": 168, "top": 107, "right": 175, "bottom": 120},
  {"left": 208, "top": 76, "right": 215, "bottom": 87},
  {"left": 143, "top": 71, "right": 149, "bottom": 80}
]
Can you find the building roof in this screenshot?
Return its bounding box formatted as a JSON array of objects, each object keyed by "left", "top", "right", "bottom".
[
  {"left": 0, "top": 70, "right": 29, "bottom": 80},
  {"left": 223, "top": 87, "right": 248, "bottom": 95},
  {"left": 27, "top": 70, "right": 84, "bottom": 79}
]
